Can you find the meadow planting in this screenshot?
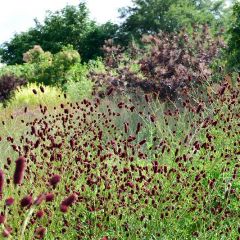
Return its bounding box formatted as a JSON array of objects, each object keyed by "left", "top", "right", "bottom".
[
  {"left": 0, "top": 71, "right": 239, "bottom": 239},
  {"left": 0, "top": 3, "right": 239, "bottom": 238}
]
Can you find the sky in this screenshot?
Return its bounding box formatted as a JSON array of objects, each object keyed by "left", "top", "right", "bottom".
[{"left": 0, "top": 0, "right": 132, "bottom": 44}]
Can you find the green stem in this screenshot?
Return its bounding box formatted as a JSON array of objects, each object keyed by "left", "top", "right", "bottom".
[{"left": 20, "top": 207, "right": 35, "bottom": 240}]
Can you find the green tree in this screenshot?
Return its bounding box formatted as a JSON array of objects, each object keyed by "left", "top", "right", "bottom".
[
  {"left": 118, "top": 0, "right": 226, "bottom": 43},
  {"left": 0, "top": 3, "right": 118, "bottom": 65},
  {"left": 227, "top": 1, "right": 240, "bottom": 71},
  {"left": 81, "top": 22, "right": 119, "bottom": 61},
  {"left": 22, "top": 44, "right": 82, "bottom": 86},
  {"left": 0, "top": 28, "right": 42, "bottom": 65}
]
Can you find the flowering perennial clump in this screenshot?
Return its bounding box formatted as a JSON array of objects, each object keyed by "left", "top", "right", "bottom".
[{"left": 0, "top": 77, "right": 239, "bottom": 239}]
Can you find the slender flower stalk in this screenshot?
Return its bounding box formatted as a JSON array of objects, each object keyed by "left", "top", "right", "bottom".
[{"left": 20, "top": 207, "right": 35, "bottom": 240}]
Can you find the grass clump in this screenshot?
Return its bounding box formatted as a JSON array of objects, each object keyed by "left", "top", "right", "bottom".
[{"left": 8, "top": 83, "right": 65, "bottom": 108}]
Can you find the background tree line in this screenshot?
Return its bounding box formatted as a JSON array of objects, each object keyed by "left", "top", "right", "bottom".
[{"left": 0, "top": 0, "right": 235, "bottom": 66}]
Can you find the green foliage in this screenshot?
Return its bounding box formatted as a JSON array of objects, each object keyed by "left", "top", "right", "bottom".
[
  {"left": 118, "top": 0, "right": 226, "bottom": 43},
  {"left": 227, "top": 1, "right": 240, "bottom": 71},
  {"left": 64, "top": 80, "right": 92, "bottom": 102},
  {"left": 0, "top": 28, "right": 42, "bottom": 65},
  {"left": 53, "top": 46, "right": 81, "bottom": 70},
  {"left": 0, "top": 63, "right": 34, "bottom": 80},
  {"left": 81, "top": 22, "right": 119, "bottom": 61},
  {"left": 64, "top": 58, "right": 106, "bottom": 101},
  {"left": 6, "top": 83, "right": 66, "bottom": 109},
  {"left": 0, "top": 3, "right": 118, "bottom": 65},
  {"left": 0, "top": 45, "right": 94, "bottom": 100},
  {"left": 63, "top": 63, "right": 92, "bottom": 101},
  {"left": 21, "top": 45, "right": 82, "bottom": 86}
]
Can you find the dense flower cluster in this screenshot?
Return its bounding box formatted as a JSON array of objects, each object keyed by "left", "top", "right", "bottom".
[{"left": 0, "top": 76, "right": 239, "bottom": 238}]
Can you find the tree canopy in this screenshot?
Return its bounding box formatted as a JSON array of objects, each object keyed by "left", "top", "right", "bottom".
[
  {"left": 0, "top": 0, "right": 232, "bottom": 65},
  {"left": 227, "top": 1, "right": 240, "bottom": 71},
  {"left": 0, "top": 3, "right": 118, "bottom": 65},
  {"left": 118, "top": 0, "right": 226, "bottom": 43}
]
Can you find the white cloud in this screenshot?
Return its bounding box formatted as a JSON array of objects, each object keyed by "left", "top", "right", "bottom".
[{"left": 0, "top": 0, "right": 132, "bottom": 44}]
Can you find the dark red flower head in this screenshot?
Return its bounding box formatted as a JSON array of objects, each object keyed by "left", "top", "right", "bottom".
[
  {"left": 60, "top": 194, "right": 77, "bottom": 213},
  {"left": 36, "top": 210, "right": 44, "bottom": 219},
  {"left": 101, "top": 237, "right": 108, "bottom": 240},
  {"left": 0, "top": 169, "right": 4, "bottom": 197},
  {"left": 5, "top": 197, "right": 14, "bottom": 206},
  {"left": 40, "top": 86, "right": 45, "bottom": 93},
  {"left": 34, "top": 194, "right": 45, "bottom": 206},
  {"left": 45, "top": 193, "right": 54, "bottom": 202},
  {"left": 2, "top": 226, "right": 12, "bottom": 237},
  {"left": 61, "top": 194, "right": 77, "bottom": 207},
  {"left": 35, "top": 227, "right": 46, "bottom": 239},
  {"left": 32, "top": 89, "right": 37, "bottom": 95},
  {"left": 60, "top": 204, "right": 68, "bottom": 213},
  {"left": 0, "top": 214, "right": 5, "bottom": 224},
  {"left": 49, "top": 174, "right": 61, "bottom": 187},
  {"left": 20, "top": 195, "right": 33, "bottom": 208},
  {"left": 13, "top": 157, "right": 26, "bottom": 185}
]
